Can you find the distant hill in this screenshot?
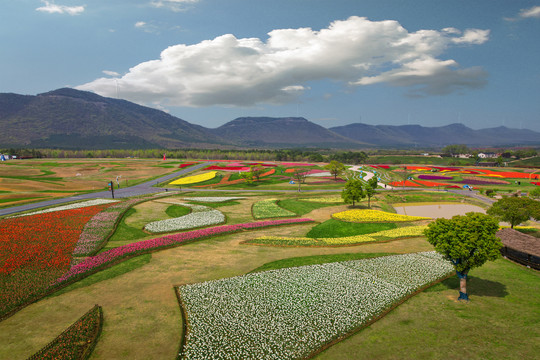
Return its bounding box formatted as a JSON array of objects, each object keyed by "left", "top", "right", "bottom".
[
  {"left": 329, "top": 123, "right": 540, "bottom": 147},
  {"left": 210, "top": 117, "right": 365, "bottom": 148},
  {"left": 0, "top": 88, "right": 227, "bottom": 149},
  {"left": 1, "top": 88, "right": 539, "bottom": 150}
]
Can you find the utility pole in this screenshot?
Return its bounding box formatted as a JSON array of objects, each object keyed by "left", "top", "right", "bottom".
[{"left": 108, "top": 181, "right": 115, "bottom": 199}]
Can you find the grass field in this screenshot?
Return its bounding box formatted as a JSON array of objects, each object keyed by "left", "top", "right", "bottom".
[{"left": 0, "top": 158, "right": 539, "bottom": 360}]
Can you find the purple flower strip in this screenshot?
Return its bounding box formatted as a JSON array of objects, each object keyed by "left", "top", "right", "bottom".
[
  {"left": 417, "top": 175, "right": 453, "bottom": 180},
  {"left": 454, "top": 179, "right": 509, "bottom": 185}
]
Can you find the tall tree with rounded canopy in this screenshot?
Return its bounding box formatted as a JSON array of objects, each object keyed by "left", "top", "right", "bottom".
[
  {"left": 424, "top": 212, "right": 502, "bottom": 301},
  {"left": 324, "top": 160, "right": 346, "bottom": 181},
  {"left": 342, "top": 179, "right": 365, "bottom": 207},
  {"left": 250, "top": 165, "right": 265, "bottom": 182},
  {"left": 529, "top": 187, "right": 540, "bottom": 200},
  {"left": 487, "top": 196, "right": 540, "bottom": 228}
]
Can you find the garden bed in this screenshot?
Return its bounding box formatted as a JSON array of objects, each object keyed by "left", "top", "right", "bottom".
[{"left": 177, "top": 252, "right": 453, "bottom": 359}]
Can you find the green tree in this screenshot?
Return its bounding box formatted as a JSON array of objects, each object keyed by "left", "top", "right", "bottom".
[
  {"left": 342, "top": 179, "right": 365, "bottom": 207},
  {"left": 424, "top": 212, "right": 502, "bottom": 301},
  {"left": 324, "top": 160, "right": 346, "bottom": 180},
  {"left": 239, "top": 171, "right": 254, "bottom": 184},
  {"left": 529, "top": 187, "right": 540, "bottom": 200},
  {"left": 487, "top": 197, "right": 540, "bottom": 228},
  {"left": 472, "top": 151, "right": 480, "bottom": 165},
  {"left": 308, "top": 152, "right": 324, "bottom": 162},
  {"left": 365, "top": 177, "right": 378, "bottom": 208},
  {"left": 291, "top": 169, "right": 307, "bottom": 192},
  {"left": 250, "top": 165, "right": 265, "bottom": 181},
  {"left": 442, "top": 144, "right": 470, "bottom": 157}
]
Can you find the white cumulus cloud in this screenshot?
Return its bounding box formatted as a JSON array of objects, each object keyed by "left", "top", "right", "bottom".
[
  {"left": 76, "top": 16, "right": 489, "bottom": 107},
  {"left": 36, "top": 1, "right": 85, "bottom": 15},
  {"left": 150, "top": 0, "right": 200, "bottom": 12},
  {"left": 505, "top": 5, "right": 540, "bottom": 21},
  {"left": 520, "top": 6, "right": 540, "bottom": 18},
  {"left": 102, "top": 70, "right": 120, "bottom": 77}
]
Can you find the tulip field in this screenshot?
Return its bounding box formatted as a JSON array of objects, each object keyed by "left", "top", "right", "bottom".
[
  {"left": 1, "top": 158, "right": 539, "bottom": 360},
  {"left": 178, "top": 252, "right": 454, "bottom": 359},
  {"left": 27, "top": 305, "right": 103, "bottom": 360},
  {"left": 0, "top": 203, "right": 113, "bottom": 318}
]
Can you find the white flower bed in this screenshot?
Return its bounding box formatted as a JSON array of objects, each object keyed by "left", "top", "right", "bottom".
[
  {"left": 144, "top": 203, "right": 225, "bottom": 233},
  {"left": 305, "top": 171, "right": 332, "bottom": 177},
  {"left": 252, "top": 199, "right": 296, "bottom": 219},
  {"left": 182, "top": 197, "right": 245, "bottom": 202},
  {"left": 8, "top": 199, "right": 118, "bottom": 218},
  {"left": 178, "top": 252, "right": 453, "bottom": 359}
]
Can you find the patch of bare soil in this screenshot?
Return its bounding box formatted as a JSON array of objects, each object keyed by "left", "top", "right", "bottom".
[
  {"left": 394, "top": 204, "right": 486, "bottom": 219},
  {"left": 305, "top": 204, "right": 350, "bottom": 223}
]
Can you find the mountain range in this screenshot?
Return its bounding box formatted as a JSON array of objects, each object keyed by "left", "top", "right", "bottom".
[{"left": 0, "top": 88, "right": 538, "bottom": 149}]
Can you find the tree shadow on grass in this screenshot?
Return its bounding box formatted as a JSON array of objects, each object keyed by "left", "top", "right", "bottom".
[{"left": 426, "top": 275, "right": 508, "bottom": 298}]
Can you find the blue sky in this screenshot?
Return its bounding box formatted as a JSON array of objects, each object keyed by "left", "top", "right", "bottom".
[{"left": 1, "top": 1, "right": 539, "bottom": 131}]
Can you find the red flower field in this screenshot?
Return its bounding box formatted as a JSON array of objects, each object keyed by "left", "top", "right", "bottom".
[{"left": 0, "top": 204, "right": 110, "bottom": 318}]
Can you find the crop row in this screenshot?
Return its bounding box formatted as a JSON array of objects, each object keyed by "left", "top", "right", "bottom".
[
  {"left": 178, "top": 252, "right": 453, "bottom": 359},
  {"left": 332, "top": 209, "right": 429, "bottom": 223}
]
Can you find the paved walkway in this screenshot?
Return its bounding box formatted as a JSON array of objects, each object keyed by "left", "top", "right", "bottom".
[{"left": 348, "top": 165, "right": 394, "bottom": 189}]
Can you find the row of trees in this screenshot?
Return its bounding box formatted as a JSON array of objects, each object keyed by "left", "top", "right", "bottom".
[{"left": 1, "top": 147, "right": 372, "bottom": 164}]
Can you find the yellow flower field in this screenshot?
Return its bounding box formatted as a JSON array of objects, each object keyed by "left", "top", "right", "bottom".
[
  {"left": 169, "top": 171, "right": 217, "bottom": 185},
  {"left": 332, "top": 209, "right": 429, "bottom": 223},
  {"left": 249, "top": 225, "right": 428, "bottom": 246},
  {"left": 301, "top": 196, "right": 344, "bottom": 203}
]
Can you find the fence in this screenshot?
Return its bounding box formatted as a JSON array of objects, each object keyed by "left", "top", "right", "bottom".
[{"left": 501, "top": 246, "right": 540, "bottom": 270}]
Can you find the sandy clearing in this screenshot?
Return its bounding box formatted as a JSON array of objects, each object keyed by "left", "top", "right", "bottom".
[{"left": 394, "top": 203, "right": 486, "bottom": 219}]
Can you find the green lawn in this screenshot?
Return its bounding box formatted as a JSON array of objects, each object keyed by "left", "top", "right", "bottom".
[
  {"left": 306, "top": 218, "right": 397, "bottom": 238},
  {"left": 106, "top": 208, "right": 148, "bottom": 244},
  {"left": 316, "top": 258, "right": 540, "bottom": 360},
  {"left": 250, "top": 252, "right": 395, "bottom": 273},
  {"left": 164, "top": 204, "right": 191, "bottom": 218}
]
